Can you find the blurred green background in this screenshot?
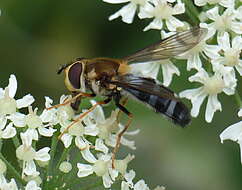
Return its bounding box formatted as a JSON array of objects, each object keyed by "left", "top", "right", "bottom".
[{"left": 0, "top": 0, "right": 241, "bottom": 189}]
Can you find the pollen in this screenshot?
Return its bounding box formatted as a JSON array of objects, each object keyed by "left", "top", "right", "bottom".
[
  {"left": 224, "top": 48, "right": 240, "bottom": 67},
  {"left": 203, "top": 75, "right": 225, "bottom": 95},
  {"left": 93, "top": 160, "right": 108, "bottom": 176}
]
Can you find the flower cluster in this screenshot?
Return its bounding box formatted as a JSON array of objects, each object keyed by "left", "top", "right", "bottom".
[
  {"left": 103, "top": 0, "right": 241, "bottom": 123},
  {"left": 0, "top": 75, "right": 163, "bottom": 189},
  {"left": 103, "top": 0, "right": 242, "bottom": 164}
]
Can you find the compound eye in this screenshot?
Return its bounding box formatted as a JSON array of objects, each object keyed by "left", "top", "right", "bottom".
[{"left": 68, "top": 62, "right": 82, "bottom": 89}]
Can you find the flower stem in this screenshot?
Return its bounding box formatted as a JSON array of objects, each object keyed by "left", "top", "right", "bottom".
[
  {"left": 56, "top": 144, "right": 72, "bottom": 172},
  {"left": 0, "top": 153, "right": 26, "bottom": 185},
  {"left": 43, "top": 132, "right": 58, "bottom": 189},
  {"left": 234, "top": 90, "right": 242, "bottom": 108},
  {"left": 48, "top": 132, "right": 59, "bottom": 175},
  {"left": 183, "top": 0, "right": 200, "bottom": 24},
  {"left": 12, "top": 135, "right": 20, "bottom": 149}
]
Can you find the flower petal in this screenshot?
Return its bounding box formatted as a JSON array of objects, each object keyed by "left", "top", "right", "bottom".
[
  {"left": 109, "top": 3, "right": 137, "bottom": 24},
  {"left": 166, "top": 16, "right": 184, "bottom": 31},
  {"left": 220, "top": 121, "right": 242, "bottom": 143},
  {"left": 38, "top": 126, "right": 56, "bottom": 137},
  {"left": 130, "top": 62, "right": 160, "bottom": 79},
  {"left": 8, "top": 75, "right": 17, "bottom": 98},
  {"left": 16, "top": 94, "right": 35, "bottom": 109},
  {"left": 81, "top": 148, "right": 97, "bottom": 164},
  {"left": 35, "top": 147, "right": 50, "bottom": 161},
  {"left": 0, "top": 116, "right": 7, "bottom": 130},
  {"left": 144, "top": 18, "right": 163, "bottom": 31},
  {"left": 95, "top": 138, "right": 109, "bottom": 154},
  {"left": 61, "top": 133, "right": 73, "bottom": 148},
  {"left": 161, "top": 60, "right": 180, "bottom": 86},
  {"left": 7, "top": 112, "right": 26, "bottom": 127},
  {"left": 1, "top": 123, "right": 16, "bottom": 139},
  {"left": 77, "top": 163, "right": 93, "bottom": 177},
  {"left": 205, "top": 94, "right": 221, "bottom": 123},
  {"left": 24, "top": 160, "right": 39, "bottom": 176},
  {"left": 134, "top": 180, "right": 149, "bottom": 190},
  {"left": 187, "top": 53, "right": 202, "bottom": 71},
  {"left": 122, "top": 181, "right": 131, "bottom": 190},
  {"left": 206, "top": 6, "right": 219, "bottom": 21},
  {"left": 180, "top": 87, "right": 207, "bottom": 117},
  {"left": 102, "top": 172, "right": 113, "bottom": 188},
  {"left": 124, "top": 170, "right": 135, "bottom": 186},
  {"left": 121, "top": 136, "right": 136, "bottom": 150},
  {"left": 217, "top": 32, "right": 230, "bottom": 51},
  {"left": 25, "top": 180, "right": 41, "bottom": 190},
  {"left": 84, "top": 124, "right": 99, "bottom": 136},
  {"left": 172, "top": 0, "right": 185, "bottom": 15}
]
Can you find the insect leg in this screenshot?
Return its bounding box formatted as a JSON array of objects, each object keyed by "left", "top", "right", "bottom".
[
  {"left": 117, "top": 98, "right": 128, "bottom": 123},
  {"left": 46, "top": 92, "right": 95, "bottom": 110},
  {"left": 112, "top": 101, "right": 133, "bottom": 169},
  {"left": 58, "top": 98, "right": 111, "bottom": 140}
]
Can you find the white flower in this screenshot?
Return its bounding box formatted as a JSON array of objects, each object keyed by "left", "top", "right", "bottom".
[
  {"left": 0, "top": 75, "right": 34, "bottom": 125},
  {"left": 85, "top": 101, "right": 139, "bottom": 150},
  {"left": 25, "top": 180, "right": 41, "bottom": 190},
  {"left": 0, "top": 178, "right": 18, "bottom": 190},
  {"left": 130, "top": 60, "right": 180, "bottom": 87},
  {"left": 220, "top": 109, "right": 242, "bottom": 163},
  {"left": 103, "top": 0, "right": 149, "bottom": 24},
  {"left": 39, "top": 96, "right": 59, "bottom": 125},
  {"left": 121, "top": 170, "right": 150, "bottom": 190},
  {"left": 16, "top": 133, "right": 50, "bottom": 177},
  {"left": 0, "top": 120, "right": 16, "bottom": 139},
  {"left": 200, "top": 6, "right": 242, "bottom": 38},
  {"left": 59, "top": 161, "right": 72, "bottom": 173},
  {"left": 21, "top": 106, "right": 57, "bottom": 142},
  {"left": 179, "top": 29, "right": 220, "bottom": 71},
  {"left": 114, "top": 154, "right": 135, "bottom": 175},
  {"left": 138, "top": 0, "right": 185, "bottom": 31},
  {"left": 60, "top": 119, "right": 98, "bottom": 163},
  {"left": 212, "top": 32, "right": 242, "bottom": 76},
  {"left": 77, "top": 154, "right": 118, "bottom": 188},
  {"left": 42, "top": 95, "right": 75, "bottom": 126},
  {"left": 179, "top": 67, "right": 236, "bottom": 122},
  {"left": 194, "top": 0, "right": 235, "bottom": 8}
]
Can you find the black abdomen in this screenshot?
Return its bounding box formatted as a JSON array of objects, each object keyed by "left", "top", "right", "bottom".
[{"left": 125, "top": 88, "right": 191, "bottom": 127}]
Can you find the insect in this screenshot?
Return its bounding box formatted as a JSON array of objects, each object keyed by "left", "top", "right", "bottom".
[{"left": 52, "top": 27, "right": 207, "bottom": 168}]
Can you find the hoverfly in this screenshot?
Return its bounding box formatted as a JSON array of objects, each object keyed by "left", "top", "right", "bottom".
[{"left": 54, "top": 27, "right": 207, "bottom": 167}]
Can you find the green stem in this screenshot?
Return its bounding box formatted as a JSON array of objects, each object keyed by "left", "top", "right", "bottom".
[
  {"left": 12, "top": 135, "right": 20, "bottom": 149},
  {"left": 234, "top": 90, "right": 242, "bottom": 108},
  {"left": 0, "top": 139, "right": 2, "bottom": 152},
  {"left": 56, "top": 144, "right": 72, "bottom": 173},
  {"left": 47, "top": 132, "right": 59, "bottom": 176},
  {"left": 0, "top": 153, "right": 26, "bottom": 185},
  {"left": 183, "top": 0, "right": 200, "bottom": 25},
  {"left": 43, "top": 132, "right": 58, "bottom": 189}
]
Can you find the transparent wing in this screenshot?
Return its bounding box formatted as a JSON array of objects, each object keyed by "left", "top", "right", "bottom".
[{"left": 123, "top": 27, "right": 207, "bottom": 63}]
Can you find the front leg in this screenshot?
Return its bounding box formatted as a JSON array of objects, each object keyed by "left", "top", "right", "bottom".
[{"left": 46, "top": 92, "right": 95, "bottom": 110}]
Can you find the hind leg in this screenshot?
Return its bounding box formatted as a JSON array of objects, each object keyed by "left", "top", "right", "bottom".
[{"left": 112, "top": 102, "right": 133, "bottom": 168}]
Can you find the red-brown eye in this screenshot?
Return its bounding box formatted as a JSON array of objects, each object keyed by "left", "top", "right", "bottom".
[{"left": 68, "top": 63, "right": 82, "bottom": 89}]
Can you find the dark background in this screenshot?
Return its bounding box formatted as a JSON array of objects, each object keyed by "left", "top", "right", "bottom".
[{"left": 0, "top": 1, "right": 241, "bottom": 189}]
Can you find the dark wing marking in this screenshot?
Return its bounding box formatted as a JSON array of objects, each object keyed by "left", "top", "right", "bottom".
[
  {"left": 111, "top": 74, "right": 175, "bottom": 99},
  {"left": 123, "top": 27, "right": 207, "bottom": 63},
  {"left": 109, "top": 74, "right": 191, "bottom": 127}
]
